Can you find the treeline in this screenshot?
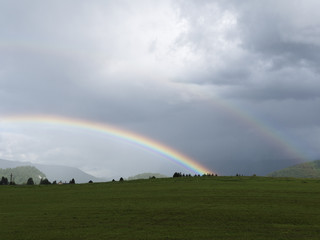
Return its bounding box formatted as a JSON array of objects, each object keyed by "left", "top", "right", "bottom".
[
  {"left": 173, "top": 172, "right": 218, "bottom": 178},
  {"left": 38, "top": 178, "right": 76, "bottom": 185},
  {"left": 0, "top": 176, "right": 78, "bottom": 185},
  {"left": 0, "top": 176, "right": 14, "bottom": 185},
  {"left": 1, "top": 172, "right": 220, "bottom": 186}
]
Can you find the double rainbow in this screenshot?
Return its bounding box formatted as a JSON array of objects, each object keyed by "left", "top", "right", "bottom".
[{"left": 0, "top": 115, "right": 214, "bottom": 175}]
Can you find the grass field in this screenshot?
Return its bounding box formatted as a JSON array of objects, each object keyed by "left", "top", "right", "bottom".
[{"left": 1, "top": 176, "right": 320, "bottom": 239}]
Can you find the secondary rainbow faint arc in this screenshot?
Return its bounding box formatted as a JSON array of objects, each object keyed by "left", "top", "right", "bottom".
[{"left": 0, "top": 115, "right": 214, "bottom": 175}]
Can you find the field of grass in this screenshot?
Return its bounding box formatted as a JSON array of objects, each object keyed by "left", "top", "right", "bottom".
[{"left": 1, "top": 176, "right": 320, "bottom": 239}]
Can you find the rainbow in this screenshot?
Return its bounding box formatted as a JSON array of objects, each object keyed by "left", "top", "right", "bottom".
[
  {"left": 0, "top": 115, "right": 214, "bottom": 175},
  {"left": 184, "top": 86, "right": 308, "bottom": 162},
  {"left": 0, "top": 42, "right": 309, "bottom": 171},
  {"left": 206, "top": 97, "right": 308, "bottom": 162}
]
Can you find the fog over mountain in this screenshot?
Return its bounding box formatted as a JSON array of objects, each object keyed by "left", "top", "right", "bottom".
[
  {"left": 0, "top": 159, "right": 103, "bottom": 183},
  {"left": 1, "top": 1, "right": 319, "bottom": 177}
]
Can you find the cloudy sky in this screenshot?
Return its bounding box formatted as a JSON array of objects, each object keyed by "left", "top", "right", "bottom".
[{"left": 0, "top": 0, "right": 319, "bottom": 178}]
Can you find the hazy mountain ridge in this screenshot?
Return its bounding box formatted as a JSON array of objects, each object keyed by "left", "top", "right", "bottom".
[
  {"left": 128, "top": 173, "right": 168, "bottom": 180},
  {"left": 0, "top": 166, "right": 46, "bottom": 184},
  {"left": 267, "top": 160, "right": 320, "bottom": 178},
  {"left": 0, "top": 159, "right": 104, "bottom": 183}
]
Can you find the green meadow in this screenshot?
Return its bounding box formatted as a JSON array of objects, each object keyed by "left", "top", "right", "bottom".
[{"left": 1, "top": 176, "right": 320, "bottom": 240}]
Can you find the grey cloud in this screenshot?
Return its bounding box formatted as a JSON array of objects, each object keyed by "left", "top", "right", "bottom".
[
  {"left": 239, "top": 98, "right": 320, "bottom": 129},
  {"left": 0, "top": 43, "right": 188, "bottom": 126},
  {"left": 1, "top": 1, "right": 320, "bottom": 178},
  {"left": 236, "top": 1, "right": 320, "bottom": 66},
  {"left": 174, "top": 1, "right": 320, "bottom": 95},
  {"left": 222, "top": 66, "right": 320, "bottom": 101}
]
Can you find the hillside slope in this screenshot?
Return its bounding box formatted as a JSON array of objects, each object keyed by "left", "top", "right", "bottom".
[
  {"left": 35, "top": 164, "right": 103, "bottom": 183},
  {"left": 0, "top": 166, "right": 46, "bottom": 184},
  {"left": 128, "top": 172, "right": 168, "bottom": 180},
  {"left": 0, "top": 159, "right": 104, "bottom": 183},
  {"left": 267, "top": 160, "right": 320, "bottom": 178}
]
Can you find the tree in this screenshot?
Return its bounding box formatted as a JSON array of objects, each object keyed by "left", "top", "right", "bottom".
[
  {"left": 26, "top": 177, "right": 34, "bottom": 185},
  {"left": 69, "top": 178, "right": 75, "bottom": 184},
  {"left": 9, "top": 173, "right": 15, "bottom": 185},
  {"left": 0, "top": 176, "right": 8, "bottom": 185},
  {"left": 173, "top": 172, "right": 182, "bottom": 178},
  {"left": 40, "top": 178, "right": 51, "bottom": 185},
  {"left": 119, "top": 177, "right": 124, "bottom": 181}
]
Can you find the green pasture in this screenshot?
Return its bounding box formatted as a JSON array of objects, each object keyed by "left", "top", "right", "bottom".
[{"left": 0, "top": 176, "right": 320, "bottom": 239}]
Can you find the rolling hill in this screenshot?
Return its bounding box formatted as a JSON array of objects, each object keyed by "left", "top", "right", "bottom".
[
  {"left": 127, "top": 172, "right": 168, "bottom": 180},
  {"left": 0, "top": 159, "right": 104, "bottom": 183},
  {"left": 0, "top": 165, "right": 46, "bottom": 184},
  {"left": 267, "top": 160, "right": 320, "bottom": 178}
]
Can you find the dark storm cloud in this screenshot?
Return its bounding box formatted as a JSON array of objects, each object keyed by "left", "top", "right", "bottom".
[
  {"left": 236, "top": 1, "right": 320, "bottom": 62},
  {"left": 1, "top": 1, "right": 320, "bottom": 177},
  {"left": 176, "top": 0, "right": 320, "bottom": 101}
]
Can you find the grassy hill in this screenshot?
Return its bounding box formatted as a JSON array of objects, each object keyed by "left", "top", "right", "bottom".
[
  {"left": 0, "top": 176, "right": 320, "bottom": 239},
  {"left": 0, "top": 166, "right": 46, "bottom": 184},
  {"left": 267, "top": 160, "right": 320, "bottom": 178},
  {"left": 127, "top": 172, "right": 168, "bottom": 180},
  {"left": 0, "top": 159, "right": 104, "bottom": 183}
]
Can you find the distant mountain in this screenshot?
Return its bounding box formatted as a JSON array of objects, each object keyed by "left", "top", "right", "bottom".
[
  {"left": 0, "top": 159, "right": 104, "bottom": 183},
  {"left": 128, "top": 173, "right": 168, "bottom": 180},
  {"left": 0, "top": 166, "right": 46, "bottom": 184},
  {"left": 267, "top": 160, "right": 320, "bottom": 178},
  {"left": 35, "top": 164, "right": 104, "bottom": 183}
]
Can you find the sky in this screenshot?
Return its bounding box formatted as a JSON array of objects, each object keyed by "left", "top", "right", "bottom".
[{"left": 0, "top": 0, "right": 320, "bottom": 178}]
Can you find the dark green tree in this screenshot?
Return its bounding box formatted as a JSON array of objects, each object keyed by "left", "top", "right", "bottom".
[
  {"left": 0, "top": 176, "right": 9, "bottom": 185},
  {"left": 40, "top": 178, "right": 51, "bottom": 185},
  {"left": 173, "top": 172, "right": 182, "bottom": 178},
  {"left": 9, "top": 173, "right": 15, "bottom": 185},
  {"left": 69, "top": 178, "right": 75, "bottom": 184},
  {"left": 26, "top": 177, "right": 34, "bottom": 185}
]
